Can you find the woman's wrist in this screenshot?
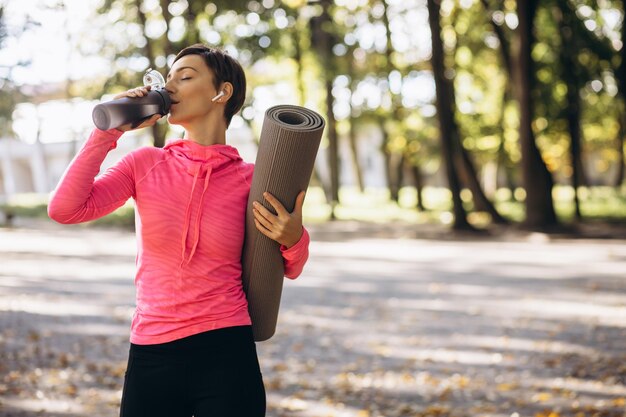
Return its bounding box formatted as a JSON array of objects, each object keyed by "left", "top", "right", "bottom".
[{"left": 283, "top": 227, "right": 304, "bottom": 249}]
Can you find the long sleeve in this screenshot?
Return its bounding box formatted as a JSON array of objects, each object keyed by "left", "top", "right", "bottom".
[
  {"left": 48, "top": 128, "right": 135, "bottom": 224},
  {"left": 280, "top": 226, "right": 310, "bottom": 279}
]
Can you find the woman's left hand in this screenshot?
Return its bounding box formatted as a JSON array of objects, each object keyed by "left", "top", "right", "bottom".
[{"left": 253, "top": 191, "right": 305, "bottom": 249}]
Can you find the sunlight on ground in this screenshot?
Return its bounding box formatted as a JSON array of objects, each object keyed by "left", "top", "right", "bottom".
[
  {"left": 1, "top": 397, "right": 84, "bottom": 414},
  {"left": 1, "top": 223, "right": 625, "bottom": 417}
]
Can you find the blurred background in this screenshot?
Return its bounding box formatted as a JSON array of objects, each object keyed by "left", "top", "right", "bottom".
[
  {"left": 0, "top": 0, "right": 624, "bottom": 231},
  {"left": 1, "top": 1, "right": 626, "bottom": 417}
]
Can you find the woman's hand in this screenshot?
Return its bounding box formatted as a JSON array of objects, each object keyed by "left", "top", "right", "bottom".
[
  {"left": 113, "top": 86, "right": 163, "bottom": 132},
  {"left": 253, "top": 191, "right": 305, "bottom": 249}
]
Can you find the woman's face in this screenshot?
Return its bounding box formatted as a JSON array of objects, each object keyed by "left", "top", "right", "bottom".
[{"left": 165, "top": 54, "right": 222, "bottom": 126}]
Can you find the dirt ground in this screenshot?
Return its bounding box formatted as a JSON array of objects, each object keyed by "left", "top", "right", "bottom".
[{"left": 0, "top": 219, "right": 625, "bottom": 417}]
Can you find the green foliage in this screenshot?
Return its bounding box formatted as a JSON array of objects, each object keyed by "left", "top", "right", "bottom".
[
  {"left": 530, "top": 0, "right": 622, "bottom": 179},
  {"left": 2, "top": 0, "right": 625, "bottom": 228},
  {"left": 0, "top": 5, "right": 23, "bottom": 136},
  {"left": 1, "top": 198, "right": 135, "bottom": 229}
]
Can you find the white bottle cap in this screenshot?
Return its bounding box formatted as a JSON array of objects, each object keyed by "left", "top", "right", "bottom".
[{"left": 143, "top": 68, "right": 166, "bottom": 89}]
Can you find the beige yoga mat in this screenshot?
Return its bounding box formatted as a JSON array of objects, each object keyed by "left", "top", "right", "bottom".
[{"left": 242, "top": 105, "right": 325, "bottom": 342}]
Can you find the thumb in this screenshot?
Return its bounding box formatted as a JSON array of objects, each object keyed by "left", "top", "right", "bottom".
[{"left": 293, "top": 190, "right": 306, "bottom": 215}]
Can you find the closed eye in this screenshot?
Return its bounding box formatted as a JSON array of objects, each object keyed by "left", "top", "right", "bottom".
[{"left": 181, "top": 77, "right": 192, "bottom": 81}]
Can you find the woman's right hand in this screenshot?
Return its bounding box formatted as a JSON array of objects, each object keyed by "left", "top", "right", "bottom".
[{"left": 113, "top": 86, "right": 163, "bottom": 132}]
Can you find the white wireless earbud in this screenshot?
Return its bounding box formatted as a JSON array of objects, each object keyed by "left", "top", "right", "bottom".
[{"left": 212, "top": 91, "right": 226, "bottom": 102}]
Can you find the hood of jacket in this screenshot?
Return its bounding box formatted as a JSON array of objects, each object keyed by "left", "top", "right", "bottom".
[{"left": 163, "top": 138, "right": 242, "bottom": 174}]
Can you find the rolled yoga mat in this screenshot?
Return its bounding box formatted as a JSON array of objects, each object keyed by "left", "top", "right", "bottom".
[{"left": 242, "top": 105, "right": 325, "bottom": 342}]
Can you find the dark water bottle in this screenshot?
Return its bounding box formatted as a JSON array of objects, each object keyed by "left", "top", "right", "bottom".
[{"left": 92, "top": 69, "right": 171, "bottom": 131}]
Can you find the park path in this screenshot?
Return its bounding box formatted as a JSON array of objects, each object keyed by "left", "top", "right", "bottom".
[{"left": 0, "top": 220, "right": 625, "bottom": 417}]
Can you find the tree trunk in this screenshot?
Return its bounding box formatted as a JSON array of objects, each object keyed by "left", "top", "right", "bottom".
[
  {"left": 479, "top": 0, "right": 512, "bottom": 74},
  {"left": 614, "top": 0, "right": 626, "bottom": 187},
  {"left": 410, "top": 164, "right": 426, "bottom": 211},
  {"left": 293, "top": 27, "right": 307, "bottom": 108},
  {"left": 136, "top": 0, "right": 168, "bottom": 148},
  {"left": 134, "top": 0, "right": 155, "bottom": 65},
  {"left": 426, "top": 0, "right": 472, "bottom": 230},
  {"left": 33, "top": 117, "right": 49, "bottom": 193},
  {"left": 456, "top": 146, "right": 509, "bottom": 223},
  {"left": 615, "top": 114, "right": 625, "bottom": 187},
  {"left": 311, "top": 0, "right": 340, "bottom": 218},
  {"left": 325, "top": 78, "right": 340, "bottom": 209},
  {"left": 514, "top": 0, "right": 558, "bottom": 228},
  {"left": 381, "top": 0, "right": 407, "bottom": 204},
  {"left": 564, "top": 94, "right": 583, "bottom": 220},
  {"left": 348, "top": 116, "right": 365, "bottom": 192},
  {"left": 183, "top": 1, "right": 201, "bottom": 46},
  {"left": 557, "top": 1, "right": 587, "bottom": 220},
  {"left": 481, "top": 0, "right": 515, "bottom": 192},
  {"left": 159, "top": 0, "right": 175, "bottom": 58},
  {"left": 496, "top": 92, "right": 516, "bottom": 192},
  {"left": 380, "top": 125, "right": 392, "bottom": 194},
  {"left": 390, "top": 153, "right": 405, "bottom": 203},
  {"left": 347, "top": 53, "right": 365, "bottom": 193},
  {"left": 293, "top": 21, "right": 328, "bottom": 200}
]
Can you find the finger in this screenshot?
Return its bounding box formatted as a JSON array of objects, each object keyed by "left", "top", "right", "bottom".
[
  {"left": 254, "top": 218, "right": 275, "bottom": 240},
  {"left": 129, "top": 88, "right": 143, "bottom": 97},
  {"left": 253, "top": 201, "right": 277, "bottom": 224},
  {"left": 113, "top": 91, "right": 131, "bottom": 100},
  {"left": 140, "top": 114, "right": 162, "bottom": 127},
  {"left": 253, "top": 207, "right": 275, "bottom": 231},
  {"left": 137, "top": 86, "right": 151, "bottom": 96},
  {"left": 114, "top": 90, "right": 137, "bottom": 100},
  {"left": 131, "top": 114, "right": 162, "bottom": 130},
  {"left": 133, "top": 87, "right": 147, "bottom": 97},
  {"left": 114, "top": 86, "right": 151, "bottom": 100},
  {"left": 293, "top": 190, "right": 306, "bottom": 215},
  {"left": 263, "top": 192, "right": 289, "bottom": 217},
  {"left": 149, "top": 113, "right": 162, "bottom": 122}
]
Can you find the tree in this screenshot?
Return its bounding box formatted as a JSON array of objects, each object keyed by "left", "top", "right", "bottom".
[
  {"left": 480, "top": 0, "right": 517, "bottom": 193},
  {"left": 513, "top": 0, "right": 558, "bottom": 228},
  {"left": 615, "top": 0, "right": 626, "bottom": 187},
  {"left": 347, "top": 61, "right": 366, "bottom": 193},
  {"left": 133, "top": 0, "right": 168, "bottom": 147},
  {"left": 380, "top": 0, "right": 406, "bottom": 203},
  {"left": 555, "top": 0, "right": 587, "bottom": 220},
  {"left": 426, "top": 0, "right": 472, "bottom": 230},
  {"left": 427, "top": 0, "right": 508, "bottom": 227},
  {"left": 310, "top": 0, "right": 340, "bottom": 217},
  {"left": 0, "top": 5, "right": 25, "bottom": 138}
]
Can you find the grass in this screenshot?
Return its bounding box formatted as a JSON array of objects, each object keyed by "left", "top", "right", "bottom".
[
  {"left": 2, "top": 185, "right": 625, "bottom": 230},
  {"left": 303, "top": 185, "right": 626, "bottom": 227},
  {"left": 0, "top": 194, "right": 136, "bottom": 229}
]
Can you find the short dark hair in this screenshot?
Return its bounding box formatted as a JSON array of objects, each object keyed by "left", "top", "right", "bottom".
[{"left": 173, "top": 44, "right": 246, "bottom": 127}]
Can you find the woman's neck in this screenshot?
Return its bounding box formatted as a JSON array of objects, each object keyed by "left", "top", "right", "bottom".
[{"left": 183, "top": 114, "right": 227, "bottom": 146}]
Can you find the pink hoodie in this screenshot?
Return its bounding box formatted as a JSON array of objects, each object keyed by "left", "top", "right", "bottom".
[{"left": 48, "top": 128, "right": 309, "bottom": 345}]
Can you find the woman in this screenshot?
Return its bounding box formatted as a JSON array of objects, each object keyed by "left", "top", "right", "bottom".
[{"left": 47, "top": 44, "right": 310, "bottom": 417}]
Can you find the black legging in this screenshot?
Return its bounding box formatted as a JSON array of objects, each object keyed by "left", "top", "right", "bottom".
[{"left": 119, "top": 325, "right": 266, "bottom": 417}]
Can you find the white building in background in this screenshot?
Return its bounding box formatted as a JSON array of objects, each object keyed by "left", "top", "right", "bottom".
[{"left": 0, "top": 134, "right": 145, "bottom": 199}]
